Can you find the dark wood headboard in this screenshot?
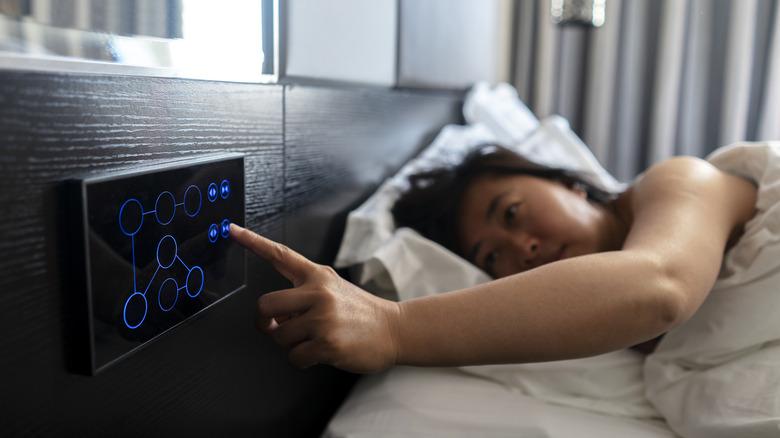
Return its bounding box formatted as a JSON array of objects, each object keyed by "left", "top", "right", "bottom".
[{"left": 0, "top": 71, "right": 463, "bottom": 436}]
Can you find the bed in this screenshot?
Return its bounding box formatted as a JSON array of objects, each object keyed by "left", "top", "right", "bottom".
[{"left": 323, "top": 83, "right": 780, "bottom": 437}]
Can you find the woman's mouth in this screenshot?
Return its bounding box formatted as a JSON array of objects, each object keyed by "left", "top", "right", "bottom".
[{"left": 554, "top": 246, "right": 566, "bottom": 262}]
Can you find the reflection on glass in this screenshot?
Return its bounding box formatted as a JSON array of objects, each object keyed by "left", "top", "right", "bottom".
[{"left": 0, "top": 0, "right": 275, "bottom": 83}]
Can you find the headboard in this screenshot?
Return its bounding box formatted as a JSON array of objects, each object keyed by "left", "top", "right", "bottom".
[{"left": 0, "top": 71, "right": 464, "bottom": 436}]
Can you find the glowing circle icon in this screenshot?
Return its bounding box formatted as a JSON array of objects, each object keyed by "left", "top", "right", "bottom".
[
  {"left": 220, "top": 179, "right": 230, "bottom": 199},
  {"left": 119, "top": 199, "right": 144, "bottom": 236},
  {"left": 124, "top": 292, "right": 148, "bottom": 329},
  {"left": 157, "top": 235, "right": 178, "bottom": 269},
  {"left": 208, "top": 182, "right": 218, "bottom": 202},
  {"left": 158, "top": 278, "right": 179, "bottom": 311},
  {"left": 186, "top": 266, "right": 204, "bottom": 297},
  {"left": 221, "top": 219, "right": 230, "bottom": 238},
  {"left": 208, "top": 224, "right": 219, "bottom": 243},
  {"left": 155, "top": 191, "right": 176, "bottom": 225},
  {"left": 183, "top": 185, "right": 202, "bottom": 217}
]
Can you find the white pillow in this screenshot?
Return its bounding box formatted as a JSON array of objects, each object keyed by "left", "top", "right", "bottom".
[{"left": 334, "top": 82, "right": 625, "bottom": 300}]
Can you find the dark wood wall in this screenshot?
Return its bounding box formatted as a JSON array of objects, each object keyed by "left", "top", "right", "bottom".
[{"left": 0, "top": 71, "right": 463, "bottom": 437}]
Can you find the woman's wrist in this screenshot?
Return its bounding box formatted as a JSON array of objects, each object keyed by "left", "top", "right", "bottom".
[{"left": 382, "top": 299, "right": 404, "bottom": 368}]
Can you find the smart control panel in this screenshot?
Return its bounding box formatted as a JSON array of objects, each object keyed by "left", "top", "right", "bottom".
[{"left": 74, "top": 154, "right": 245, "bottom": 374}]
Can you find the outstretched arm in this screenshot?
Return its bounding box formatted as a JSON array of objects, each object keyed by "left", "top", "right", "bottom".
[{"left": 232, "top": 157, "right": 756, "bottom": 372}]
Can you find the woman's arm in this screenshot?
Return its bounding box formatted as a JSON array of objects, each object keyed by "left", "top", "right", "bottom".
[
  {"left": 231, "top": 157, "right": 756, "bottom": 372},
  {"left": 394, "top": 157, "right": 756, "bottom": 366}
]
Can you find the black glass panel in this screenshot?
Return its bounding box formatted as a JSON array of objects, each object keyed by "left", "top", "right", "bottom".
[{"left": 77, "top": 154, "right": 245, "bottom": 374}]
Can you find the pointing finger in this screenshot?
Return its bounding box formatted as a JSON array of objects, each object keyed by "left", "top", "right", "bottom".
[{"left": 230, "top": 224, "right": 312, "bottom": 285}]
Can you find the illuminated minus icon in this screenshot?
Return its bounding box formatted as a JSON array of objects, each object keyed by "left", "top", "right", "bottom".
[
  {"left": 208, "top": 223, "right": 219, "bottom": 243},
  {"left": 208, "top": 182, "right": 218, "bottom": 202}
]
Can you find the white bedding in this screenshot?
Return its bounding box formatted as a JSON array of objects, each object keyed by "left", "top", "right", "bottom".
[
  {"left": 324, "top": 367, "right": 675, "bottom": 438},
  {"left": 328, "top": 83, "right": 780, "bottom": 437}
]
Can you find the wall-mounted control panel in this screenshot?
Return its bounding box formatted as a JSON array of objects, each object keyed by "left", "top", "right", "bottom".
[{"left": 72, "top": 154, "right": 246, "bottom": 374}]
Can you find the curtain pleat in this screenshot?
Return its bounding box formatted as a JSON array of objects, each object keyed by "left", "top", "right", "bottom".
[
  {"left": 582, "top": 0, "right": 621, "bottom": 167},
  {"left": 758, "top": 1, "right": 780, "bottom": 140},
  {"left": 720, "top": 0, "right": 759, "bottom": 146}
]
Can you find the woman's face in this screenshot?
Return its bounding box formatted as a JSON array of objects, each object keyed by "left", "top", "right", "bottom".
[{"left": 457, "top": 174, "right": 616, "bottom": 278}]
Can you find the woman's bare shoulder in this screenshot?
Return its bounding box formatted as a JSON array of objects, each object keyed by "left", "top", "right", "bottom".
[{"left": 630, "top": 156, "right": 756, "bottom": 222}]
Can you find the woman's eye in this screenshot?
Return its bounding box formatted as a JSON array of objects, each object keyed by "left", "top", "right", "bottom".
[
  {"left": 505, "top": 204, "right": 518, "bottom": 223},
  {"left": 485, "top": 251, "right": 497, "bottom": 270}
]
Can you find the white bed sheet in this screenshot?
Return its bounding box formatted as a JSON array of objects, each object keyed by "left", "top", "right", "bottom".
[{"left": 323, "top": 367, "right": 676, "bottom": 438}]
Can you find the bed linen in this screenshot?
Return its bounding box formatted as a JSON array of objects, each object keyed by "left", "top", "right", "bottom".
[{"left": 323, "top": 367, "right": 675, "bottom": 438}]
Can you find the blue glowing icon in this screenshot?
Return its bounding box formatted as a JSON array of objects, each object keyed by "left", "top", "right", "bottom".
[
  {"left": 207, "top": 182, "right": 218, "bottom": 202},
  {"left": 220, "top": 179, "right": 230, "bottom": 199},
  {"left": 221, "top": 219, "right": 230, "bottom": 238},
  {"left": 208, "top": 223, "right": 219, "bottom": 243}
]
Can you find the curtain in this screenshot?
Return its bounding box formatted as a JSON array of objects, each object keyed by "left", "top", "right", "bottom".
[
  {"left": 0, "top": 0, "right": 183, "bottom": 60},
  {"left": 511, "top": 0, "right": 780, "bottom": 181}
]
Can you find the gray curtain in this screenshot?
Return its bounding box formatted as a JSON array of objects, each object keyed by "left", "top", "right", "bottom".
[
  {"left": 512, "top": 0, "right": 780, "bottom": 181},
  {"left": 0, "top": 0, "right": 183, "bottom": 60}
]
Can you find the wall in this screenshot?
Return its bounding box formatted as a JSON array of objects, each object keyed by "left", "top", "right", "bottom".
[
  {"left": 0, "top": 71, "right": 463, "bottom": 436},
  {"left": 281, "top": 0, "right": 512, "bottom": 88}
]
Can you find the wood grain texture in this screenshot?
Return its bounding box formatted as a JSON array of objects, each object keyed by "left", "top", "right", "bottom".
[
  {"left": 0, "top": 71, "right": 319, "bottom": 437},
  {"left": 0, "top": 71, "right": 464, "bottom": 436}
]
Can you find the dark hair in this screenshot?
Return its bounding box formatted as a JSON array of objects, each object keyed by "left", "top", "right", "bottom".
[{"left": 391, "top": 144, "right": 615, "bottom": 256}]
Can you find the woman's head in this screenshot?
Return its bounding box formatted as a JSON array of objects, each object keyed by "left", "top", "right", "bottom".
[{"left": 391, "top": 144, "right": 618, "bottom": 277}]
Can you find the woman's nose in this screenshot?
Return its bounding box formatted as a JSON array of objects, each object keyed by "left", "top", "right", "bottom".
[{"left": 514, "top": 233, "right": 540, "bottom": 267}]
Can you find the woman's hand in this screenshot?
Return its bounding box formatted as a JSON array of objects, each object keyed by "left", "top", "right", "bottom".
[{"left": 230, "top": 224, "right": 401, "bottom": 374}]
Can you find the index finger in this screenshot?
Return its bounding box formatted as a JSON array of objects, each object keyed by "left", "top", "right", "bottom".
[{"left": 229, "top": 223, "right": 313, "bottom": 285}]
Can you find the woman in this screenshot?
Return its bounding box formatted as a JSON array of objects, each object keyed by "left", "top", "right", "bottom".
[{"left": 229, "top": 144, "right": 757, "bottom": 374}]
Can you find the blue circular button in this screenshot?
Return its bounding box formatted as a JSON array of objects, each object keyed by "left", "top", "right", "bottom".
[
  {"left": 155, "top": 191, "right": 176, "bottom": 225},
  {"left": 208, "top": 182, "right": 218, "bottom": 202},
  {"left": 208, "top": 223, "right": 219, "bottom": 243},
  {"left": 220, "top": 179, "right": 230, "bottom": 199},
  {"left": 184, "top": 185, "right": 202, "bottom": 217},
  {"left": 221, "top": 219, "right": 231, "bottom": 238},
  {"left": 123, "top": 292, "right": 148, "bottom": 329},
  {"left": 119, "top": 199, "right": 144, "bottom": 236},
  {"left": 158, "top": 278, "right": 179, "bottom": 312},
  {"left": 156, "top": 235, "right": 178, "bottom": 269},
  {"left": 186, "top": 266, "right": 204, "bottom": 298}
]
